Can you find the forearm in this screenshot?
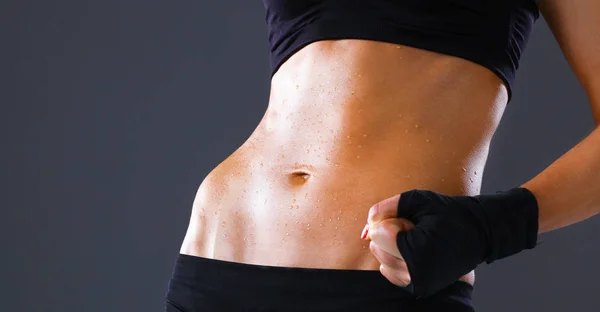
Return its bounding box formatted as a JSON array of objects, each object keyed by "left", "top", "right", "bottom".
[{"left": 521, "top": 125, "right": 600, "bottom": 233}]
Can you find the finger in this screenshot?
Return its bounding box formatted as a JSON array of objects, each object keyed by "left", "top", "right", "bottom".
[
  {"left": 367, "top": 194, "right": 401, "bottom": 224},
  {"left": 379, "top": 264, "right": 411, "bottom": 287},
  {"left": 369, "top": 241, "right": 406, "bottom": 270},
  {"left": 369, "top": 218, "right": 413, "bottom": 258}
]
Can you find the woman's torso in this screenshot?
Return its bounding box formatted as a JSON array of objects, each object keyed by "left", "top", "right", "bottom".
[{"left": 180, "top": 40, "right": 509, "bottom": 284}]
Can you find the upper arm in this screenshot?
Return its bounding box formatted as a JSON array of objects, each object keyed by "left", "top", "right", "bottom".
[{"left": 538, "top": 0, "right": 600, "bottom": 123}]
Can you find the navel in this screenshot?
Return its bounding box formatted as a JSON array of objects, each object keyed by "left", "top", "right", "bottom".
[{"left": 287, "top": 171, "right": 312, "bottom": 186}]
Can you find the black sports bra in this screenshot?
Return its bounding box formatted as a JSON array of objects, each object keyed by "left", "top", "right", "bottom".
[{"left": 263, "top": 0, "right": 540, "bottom": 102}]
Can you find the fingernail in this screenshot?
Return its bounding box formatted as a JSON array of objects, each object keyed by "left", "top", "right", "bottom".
[{"left": 361, "top": 224, "right": 369, "bottom": 240}]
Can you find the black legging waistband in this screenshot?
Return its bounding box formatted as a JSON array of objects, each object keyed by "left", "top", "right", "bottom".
[{"left": 166, "top": 254, "right": 474, "bottom": 312}]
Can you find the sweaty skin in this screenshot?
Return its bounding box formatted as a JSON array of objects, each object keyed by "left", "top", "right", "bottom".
[{"left": 180, "top": 40, "right": 510, "bottom": 285}]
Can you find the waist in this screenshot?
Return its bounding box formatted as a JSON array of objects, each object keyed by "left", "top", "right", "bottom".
[{"left": 183, "top": 127, "right": 487, "bottom": 276}]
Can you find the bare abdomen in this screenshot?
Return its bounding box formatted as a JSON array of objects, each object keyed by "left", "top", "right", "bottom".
[
  {"left": 180, "top": 122, "right": 492, "bottom": 270},
  {"left": 180, "top": 40, "right": 506, "bottom": 274}
]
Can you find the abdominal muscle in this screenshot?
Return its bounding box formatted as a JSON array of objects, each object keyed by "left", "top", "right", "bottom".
[{"left": 180, "top": 40, "right": 509, "bottom": 286}]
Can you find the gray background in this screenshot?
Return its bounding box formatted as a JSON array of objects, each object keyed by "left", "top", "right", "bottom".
[{"left": 2, "top": 1, "right": 599, "bottom": 311}]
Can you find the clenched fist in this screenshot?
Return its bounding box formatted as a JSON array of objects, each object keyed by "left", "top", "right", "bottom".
[{"left": 362, "top": 194, "right": 414, "bottom": 287}]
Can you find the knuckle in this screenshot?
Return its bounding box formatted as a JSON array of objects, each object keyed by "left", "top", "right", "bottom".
[
  {"left": 380, "top": 220, "right": 398, "bottom": 233},
  {"left": 371, "top": 221, "right": 399, "bottom": 242},
  {"left": 368, "top": 202, "right": 382, "bottom": 221},
  {"left": 392, "top": 273, "right": 411, "bottom": 286},
  {"left": 399, "top": 273, "right": 412, "bottom": 286},
  {"left": 369, "top": 241, "right": 377, "bottom": 253},
  {"left": 380, "top": 264, "right": 411, "bottom": 287},
  {"left": 368, "top": 226, "right": 386, "bottom": 244},
  {"left": 392, "top": 275, "right": 409, "bottom": 287}
]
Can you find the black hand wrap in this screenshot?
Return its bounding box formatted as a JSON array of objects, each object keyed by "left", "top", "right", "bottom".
[{"left": 395, "top": 187, "right": 539, "bottom": 298}]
